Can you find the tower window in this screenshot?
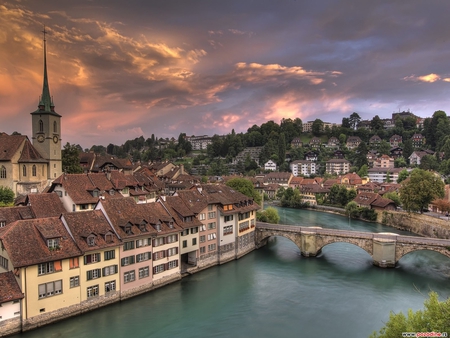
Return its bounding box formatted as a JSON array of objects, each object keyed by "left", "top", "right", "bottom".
[
  {"left": 23, "top": 165, "right": 27, "bottom": 177},
  {"left": 39, "top": 120, "right": 44, "bottom": 133},
  {"left": 53, "top": 121, "right": 57, "bottom": 133},
  {"left": 32, "top": 165, "right": 37, "bottom": 177},
  {"left": 0, "top": 166, "right": 6, "bottom": 179}
]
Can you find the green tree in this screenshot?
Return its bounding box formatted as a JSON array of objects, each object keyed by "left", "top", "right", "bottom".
[
  {"left": 370, "top": 292, "right": 450, "bottom": 338},
  {"left": 0, "top": 186, "right": 15, "bottom": 206},
  {"left": 226, "top": 178, "right": 261, "bottom": 204},
  {"left": 358, "top": 164, "right": 368, "bottom": 178},
  {"left": 397, "top": 169, "right": 410, "bottom": 183},
  {"left": 257, "top": 207, "right": 280, "bottom": 224},
  {"left": 349, "top": 112, "right": 361, "bottom": 130},
  {"left": 277, "top": 133, "right": 286, "bottom": 165},
  {"left": 402, "top": 139, "right": 414, "bottom": 161},
  {"left": 383, "top": 192, "right": 401, "bottom": 208},
  {"left": 312, "top": 119, "right": 324, "bottom": 136},
  {"left": 370, "top": 115, "right": 384, "bottom": 131},
  {"left": 400, "top": 169, "right": 444, "bottom": 213},
  {"left": 62, "top": 142, "right": 83, "bottom": 174},
  {"left": 378, "top": 140, "right": 391, "bottom": 155},
  {"left": 419, "top": 155, "right": 439, "bottom": 171},
  {"left": 394, "top": 157, "right": 407, "bottom": 168}
]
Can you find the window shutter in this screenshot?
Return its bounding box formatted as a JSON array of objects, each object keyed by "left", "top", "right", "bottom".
[
  {"left": 148, "top": 252, "right": 152, "bottom": 260},
  {"left": 84, "top": 256, "right": 88, "bottom": 265},
  {"left": 148, "top": 238, "right": 152, "bottom": 246},
  {"left": 175, "top": 260, "right": 179, "bottom": 267},
  {"left": 70, "top": 258, "right": 74, "bottom": 269},
  {"left": 96, "top": 253, "right": 101, "bottom": 262},
  {"left": 174, "top": 234, "right": 178, "bottom": 241},
  {"left": 152, "top": 239, "right": 156, "bottom": 247},
  {"left": 102, "top": 267, "right": 106, "bottom": 276},
  {"left": 87, "top": 270, "right": 92, "bottom": 280},
  {"left": 166, "top": 249, "right": 169, "bottom": 257},
  {"left": 114, "top": 265, "right": 118, "bottom": 273},
  {"left": 153, "top": 253, "right": 157, "bottom": 260},
  {"left": 153, "top": 267, "right": 157, "bottom": 274},
  {"left": 54, "top": 260, "right": 62, "bottom": 271},
  {"left": 130, "top": 256, "right": 135, "bottom": 264},
  {"left": 175, "top": 247, "right": 178, "bottom": 255},
  {"left": 165, "top": 263, "right": 169, "bottom": 270},
  {"left": 121, "top": 258, "right": 125, "bottom": 266}
]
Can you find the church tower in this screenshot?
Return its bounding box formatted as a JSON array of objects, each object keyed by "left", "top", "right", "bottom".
[{"left": 31, "top": 27, "right": 62, "bottom": 180}]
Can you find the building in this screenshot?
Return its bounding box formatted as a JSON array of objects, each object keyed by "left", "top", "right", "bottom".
[
  {"left": 346, "top": 136, "right": 362, "bottom": 150},
  {"left": 367, "top": 167, "right": 403, "bottom": 183},
  {"left": 290, "top": 160, "right": 317, "bottom": 177},
  {"left": 325, "top": 159, "right": 350, "bottom": 175},
  {"left": 411, "top": 133, "right": 425, "bottom": 148},
  {"left": 390, "top": 135, "right": 402, "bottom": 147},
  {"left": 264, "top": 160, "right": 277, "bottom": 171},
  {"left": 373, "top": 155, "right": 395, "bottom": 169}
]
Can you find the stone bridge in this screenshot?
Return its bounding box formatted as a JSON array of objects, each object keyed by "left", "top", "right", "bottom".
[{"left": 255, "top": 222, "right": 450, "bottom": 267}]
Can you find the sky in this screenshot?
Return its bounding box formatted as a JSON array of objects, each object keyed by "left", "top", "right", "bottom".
[{"left": 1, "top": 0, "right": 450, "bottom": 149}]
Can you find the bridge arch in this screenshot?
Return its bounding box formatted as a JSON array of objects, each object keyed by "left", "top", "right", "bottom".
[
  {"left": 255, "top": 230, "right": 302, "bottom": 252},
  {"left": 315, "top": 236, "right": 373, "bottom": 257},
  {"left": 396, "top": 246, "right": 450, "bottom": 263}
]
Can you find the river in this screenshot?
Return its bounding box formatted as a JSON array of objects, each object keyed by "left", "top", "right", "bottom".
[{"left": 11, "top": 208, "right": 450, "bottom": 338}]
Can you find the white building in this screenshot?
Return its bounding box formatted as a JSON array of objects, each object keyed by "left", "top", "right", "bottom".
[
  {"left": 290, "top": 160, "right": 317, "bottom": 177},
  {"left": 264, "top": 160, "right": 277, "bottom": 171},
  {"left": 367, "top": 167, "right": 402, "bottom": 183}
]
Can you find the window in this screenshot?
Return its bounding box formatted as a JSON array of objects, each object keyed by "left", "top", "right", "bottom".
[
  {"left": 69, "top": 257, "right": 79, "bottom": 269},
  {"left": 200, "top": 225, "right": 206, "bottom": 232},
  {"left": 199, "top": 213, "right": 206, "bottom": 220},
  {"left": 124, "top": 270, "right": 135, "bottom": 283},
  {"left": 192, "top": 238, "right": 197, "bottom": 245},
  {"left": 208, "top": 211, "right": 216, "bottom": 219},
  {"left": 39, "top": 119, "right": 43, "bottom": 132},
  {"left": 38, "top": 261, "right": 62, "bottom": 275},
  {"left": 70, "top": 276, "right": 80, "bottom": 288},
  {"left": 84, "top": 253, "right": 100, "bottom": 265},
  {"left": 208, "top": 244, "right": 216, "bottom": 252},
  {"left": 166, "top": 247, "right": 178, "bottom": 257},
  {"left": 224, "top": 215, "right": 233, "bottom": 222},
  {"left": 200, "top": 235, "right": 205, "bottom": 243},
  {"left": 208, "top": 205, "right": 213, "bottom": 211},
  {"left": 0, "top": 166, "right": 6, "bottom": 179},
  {"left": 32, "top": 165, "right": 37, "bottom": 177},
  {"left": 53, "top": 121, "right": 57, "bottom": 133},
  {"left": 87, "top": 285, "right": 99, "bottom": 298},
  {"left": 86, "top": 269, "right": 101, "bottom": 280},
  {"left": 0, "top": 255, "right": 8, "bottom": 270},
  {"left": 153, "top": 251, "right": 166, "bottom": 260},
  {"left": 104, "top": 250, "right": 115, "bottom": 261},
  {"left": 166, "top": 234, "right": 178, "bottom": 243},
  {"left": 200, "top": 247, "right": 206, "bottom": 254},
  {"left": 136, "top": 252, "right": 151, "bottom": 262},
  {"left": 153, "top": 264, "right": 165, "bottom": 274},
  {"left": 47, "top": 238, "right": 60, "bottom": 249},
  {"left": 121, "top": 256, "right": 135, "bottom": 266},
  {"left": 22, "top": 165, "right": 26, "bottom": 177},
  {"left": 38, "top": 280, "right": 62, "bottom": 299},
  {"left": 105, "top": 280, "right": 116, "bottom": 293},
  {"left": 102, "top": 265, "right": 118, "bottom": 276},
  {"left": 208, "top": 222, "right": 216, "bottom": 230},
  {"left": 123, "top": 241, "right": 135, "bottom": 251},
  {"left": 191, "top": 227, "right": 198, "bottom": 234},
  {"left": 182, "top": 240, "right": 187, "bottom": 248},
  {"left": 153, "top": 237, "right": 165, "bottom": 247},
  {"left": 167, "top": 260, "right": 178, "bottom": 269},
  {"left": 207, "top": 233, "right": 216, "bottom": 241},
  {"left": 87, "top": 235, "right": 96, "bottom": 246},
  {"left": 223, "top": 226, "right": 233, "bottom": 235},
  {"left": 139, "top": 266, "right": 150, "bottom": 279},
  {"left": 136, "top": 238, "right": 151, "bottom": 248}
]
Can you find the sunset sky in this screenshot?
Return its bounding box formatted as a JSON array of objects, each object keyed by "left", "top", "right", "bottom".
[{"left": 1, "top": 0, "right": 450, "bottom": 149}]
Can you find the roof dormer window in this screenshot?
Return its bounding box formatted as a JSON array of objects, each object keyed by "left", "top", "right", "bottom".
[
  {"left": 104, "top": 232, "right": 114, "bottom": 243},
  {"left": 124, "top": 226, "right": 132, "bottom": 235},
  {"left": 139, "top": 224, "right": 148, "bottom": 232},
  {"left": 47, "top": 238, "right": 60, "bottom": 250},
  {"left": 87, "top": 235, "right": 96, "bottom": 247}
]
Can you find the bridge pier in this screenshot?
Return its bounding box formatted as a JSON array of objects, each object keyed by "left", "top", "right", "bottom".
[
  {"left": 300, "top": 231, "right": 321, "bottom": 257},
  {"left": 372, "top": 238, "right": 396, "bottom": 268}
]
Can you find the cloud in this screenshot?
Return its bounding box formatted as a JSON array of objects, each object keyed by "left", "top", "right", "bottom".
[{"left": 404, "top": 73, "right": 444, "bottom": 83}]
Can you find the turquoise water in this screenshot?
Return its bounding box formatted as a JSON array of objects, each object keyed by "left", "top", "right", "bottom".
[{"left": 12, "top": 208, "right": 450, "bottom": 338}]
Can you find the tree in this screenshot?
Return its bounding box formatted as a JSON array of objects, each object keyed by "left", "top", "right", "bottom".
[
  {"left": 370, "top": 115, "right": 384, "bottom": 131},
  {"left": 257, "top": 207, "right": 280, "bottom": 224},
  {"left": 419, "top": 155, "right": 439, "bottom": 171},
  {"left": 394, "top": 157, "right": 407, "bottom": 168},
  {"left": 312, "top": 119, "right": 324, "bottom": 136},
  {"left": 62, "top": 143, "right": 83, "bottom": 174},
  {"left": 277, "top": 133, "right": 286, "bottom": 165},
  {"left": 402, "top": 139, "right": 414, "bottom": 161},
  {"left": 370, "top": 292, "right": 450, "bottom": 338},
  {"left": 378, "top": 140, "right": 391, "bottom": 155},
  {"left": 349, "top": 112, "right": 361, "bottom": 130},
  {"left": 433, "top": 198, "right": 450, "bottom": 215},
  {"left": 383, "top": 192, "right": 401, "bottom": 208},
  {"left": 358, "top": 164, "right": 368, "bottom": 178},
  {"left": 400, "top": 169, "right": 444, "bottom": 213},
  {"left": 0, "top": 186, "right": 14, "bottom": 206},
  {"left": 226, "top": 178, "right": 261, "bottom": 204},
  {"left": 397, "top": 169, "right": 409, "bottom": 183}
]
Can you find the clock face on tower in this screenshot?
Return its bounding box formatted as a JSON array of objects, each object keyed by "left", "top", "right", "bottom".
[
  {"left": 53, "top": 135, "right": 59, "bottom": 143},
  {"left": 37, "top": 135, "right": 45, "bottom": 143}
]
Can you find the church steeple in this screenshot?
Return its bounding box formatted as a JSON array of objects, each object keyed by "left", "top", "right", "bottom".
[{"left": 37, "top": 26, "right": 56, "bottom": 113}]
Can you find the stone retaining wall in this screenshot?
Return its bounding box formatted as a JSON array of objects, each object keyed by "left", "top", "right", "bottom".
[
  {"left": 378, "top": 211, "right": 450, "bottom": 239},
  {"left": 0, "top": 317, "right": 21, "bottom": 337}
]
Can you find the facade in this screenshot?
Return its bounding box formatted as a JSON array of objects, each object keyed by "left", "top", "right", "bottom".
[
  {"left": 290, "top": 160, "right": 317, "bottom": 177},
  {"left": 367, "top": 167, "right": 402, "bottom": 183},
  {"left": 346, "top": 136, "right": 362, "bottom": 150},
  {"left": 325, "top": 159, "right": 350, "bottom": 175},
  {"left": 390, "top": 135, "right": 403, "bottom": 147},
  {"left": 411, "top": 133, "right": 425, "bottom": 148},
  {"left": 373, "top": 155, "right": 395, "bottom": 169},
  {"left": 264, "top": 160, "right": 277, "bottom": 171}
]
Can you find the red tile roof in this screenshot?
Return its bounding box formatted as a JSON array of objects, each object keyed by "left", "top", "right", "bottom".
[{"left": 0, "top": 271, "right": 23, "bottom": 303}]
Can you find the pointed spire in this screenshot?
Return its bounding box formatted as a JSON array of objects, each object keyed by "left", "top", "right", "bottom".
[{"left": 38, "top": 26, "right": 54, "bottom": 112}]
